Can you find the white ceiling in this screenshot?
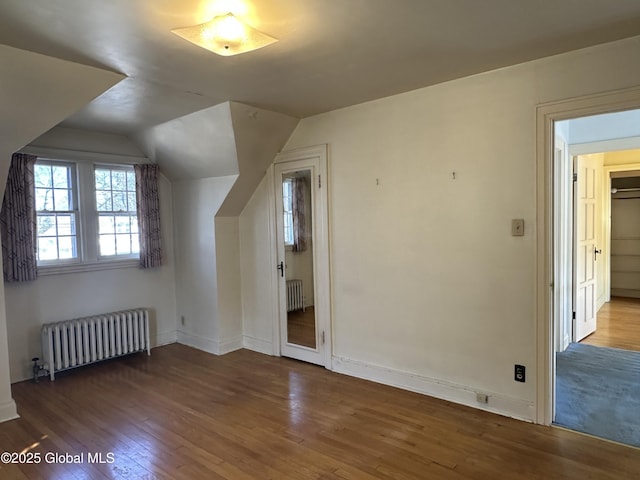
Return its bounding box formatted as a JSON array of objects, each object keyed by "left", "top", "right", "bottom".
[{"left": 2, "top": 0, "right": 640, "bottom": 136}]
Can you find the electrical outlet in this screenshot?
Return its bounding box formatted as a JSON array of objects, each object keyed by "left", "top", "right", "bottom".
[
  {"left": 514, "top": 364, "right": 526, "bottom": 382},
  {"left": 476, "top": 393, "right": 488, "bottom": 404},
  {"left": 511, "top": 219, "right": 525, "bottom": 236}
]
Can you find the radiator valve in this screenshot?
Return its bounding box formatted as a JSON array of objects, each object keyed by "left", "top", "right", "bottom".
[{"left": 31, "top": 357, "right": 49, "bottom": 383}]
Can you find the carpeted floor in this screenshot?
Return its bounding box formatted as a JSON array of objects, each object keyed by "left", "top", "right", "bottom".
[{"left": 555, "top": 342, "right": 640, "bottom": 447}]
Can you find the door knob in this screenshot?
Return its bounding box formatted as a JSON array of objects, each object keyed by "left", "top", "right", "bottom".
[
  {"left": 277, "top": 261, "right": 284, "bottom": 277},
  {"left": 594, "top": 248, "right": 602, "bottom": 261}
]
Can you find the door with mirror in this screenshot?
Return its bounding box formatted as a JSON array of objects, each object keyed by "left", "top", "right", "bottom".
[{"left": 274, "top": 150, "right": 329, "bottom": 366}]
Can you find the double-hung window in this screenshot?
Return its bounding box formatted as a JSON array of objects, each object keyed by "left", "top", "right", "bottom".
[
  {"left": 34, "top": 158, "right": 140, "bottom": 272},
  {"left": 35, "top": 161, "right": 79, "bottom": 264},
  {"left": 95, "top": 166, "right": 139, "bottom": 258}
]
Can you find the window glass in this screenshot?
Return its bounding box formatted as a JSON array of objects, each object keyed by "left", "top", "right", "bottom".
[
  {"left": 95, "top": 166, "right": 139, "bottom": 258},
  {"left": 34, "top": 162, "right": 78, "bottom": 263}
]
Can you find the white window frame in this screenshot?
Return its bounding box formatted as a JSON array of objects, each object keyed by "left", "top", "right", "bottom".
[
  {"left": 94, "top": 164, "right": 139, "bottom": 261},
  {"left": 32, "top": 154, "right": 141, "bottom": 275},
  {"left": 34, "top": 160, "right": 82, "bottom": 267}
]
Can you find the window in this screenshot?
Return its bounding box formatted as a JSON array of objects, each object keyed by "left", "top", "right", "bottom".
[
  {"left": 34, "top": 159, "right": 140, "bottom": 271},
  {"left": 35, "top": 161, "right": 79, "bottom": 263},
  {"left": 95, "top": 166, "right": 139, "bottom": 257},
  {"left": 282, "top": 178, "right": 294, "bottom": 246}
]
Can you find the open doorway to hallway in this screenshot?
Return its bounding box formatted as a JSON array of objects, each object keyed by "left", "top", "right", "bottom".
[{"left": 553, "top": 110, "right": 640, "bottom": 447}]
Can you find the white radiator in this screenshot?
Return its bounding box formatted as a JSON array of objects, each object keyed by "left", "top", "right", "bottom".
[
  {"left": 42, "top": 309, "right": 150, "bottom": 381},
  {"left": 286, "top": 279, "right": 305, "bottom": 312}
]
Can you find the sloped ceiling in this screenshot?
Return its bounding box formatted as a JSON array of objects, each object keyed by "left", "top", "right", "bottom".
[
  {"left": 133, "top": 103, "right": 238, "bottom": 180},
  {"left": 133, "top": 101, "right": 298, "bottom": 215},
  {"left": 0, "top": 44, "right": 123, "bottom": 191},
  {"left": 217, "top": 102, "right": 299, "bottom": 216}
]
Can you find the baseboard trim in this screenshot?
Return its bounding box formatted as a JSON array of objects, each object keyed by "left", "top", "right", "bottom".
[
  {"left": 242, "top": 335, "right": 273, "bottom": 355},
  {"left": 177, "top": 331, "right": 242, "bottom": 355},
  {"left": 153, "top": 330, "right": 177, "bottom": 348},
  {"left": 611, "top": 288, "right": 640, "bottom": 299},
  {"left": 218, "top": 336, "right": 243, "bottom": 355},
  {"left": 0, "top": 399, "right": 18, "bottom": 423},
  {"left": 332, "top": 356, "right": 535, "bottom": 422}
]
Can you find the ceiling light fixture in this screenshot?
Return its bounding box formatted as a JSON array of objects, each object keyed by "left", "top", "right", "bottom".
[{"left": 172, "top": 12, "right": 277, "bottom": 56}]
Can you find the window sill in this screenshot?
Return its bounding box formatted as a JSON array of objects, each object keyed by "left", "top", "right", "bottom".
[{"left": 37, "top": 259, "right": 140, "bottom": 276}]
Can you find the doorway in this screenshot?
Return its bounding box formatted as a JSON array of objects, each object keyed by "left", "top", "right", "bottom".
[
  {"left": 535, "top": 86, "right": 640, "bottom": 426},
  {"left": 273, "top": 145, "right": 331, "bottom": 368},
  {"left": 543, "top": 99, "right": 640, "bottom": 446}
]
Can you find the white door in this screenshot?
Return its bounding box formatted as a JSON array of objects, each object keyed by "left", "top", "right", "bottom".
[
  {"left": 573, "top": 155, "right": 599, "bottom": 341},
  {"left": 273, "top": 146, "right": 330, "bottom": 367}
]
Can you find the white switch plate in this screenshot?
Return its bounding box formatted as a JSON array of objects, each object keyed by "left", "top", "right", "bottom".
[{"left": 512, "top": 219, "right": 524, "bottom": 236}]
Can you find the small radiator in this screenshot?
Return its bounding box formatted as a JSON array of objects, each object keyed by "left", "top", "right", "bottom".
[
  {"left": 42, "top": 309, "right": 150, "bottom": 381},
  {"left": 286, "top": 279, "right": 305, "bottom": 312}
]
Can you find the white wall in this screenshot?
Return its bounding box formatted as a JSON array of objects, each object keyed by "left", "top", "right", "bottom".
[
  {"left": 30, "top": 126, "right": 147, "bottom": 159},
  {"left": 214, "top": 216, "right": 243, "bottom": 351},
  {"left": 239, "top": 35, "right": 640, "bottom": 421},
  {"left": 173, "top": 175, "right": 237, "bottom": 353},
  {"left": 239, "top": 175, "right": 277, "bottom": 355}
]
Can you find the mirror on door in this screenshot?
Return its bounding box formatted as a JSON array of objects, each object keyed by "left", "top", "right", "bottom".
[{"left": 281, "top": 169, "right": 316, "bottom": 349}]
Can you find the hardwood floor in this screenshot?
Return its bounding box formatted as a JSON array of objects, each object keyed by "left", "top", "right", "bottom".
[
  {"left": 1, "top": 344, "right": 639, "bottom": 479},
  {"left": 287, "top": 306, "right": 316, "bottom": 348},
  {"left": 581, "top": 296, "right": 640, "bottom": 351}
]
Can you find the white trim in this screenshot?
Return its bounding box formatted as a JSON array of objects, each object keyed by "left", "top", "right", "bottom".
[
  {"left": 242, "top": 335, "right": 273, "bottom": 355},
  {"left": 177, "top": 331, "right": 242, "bottom": 355},
  {"left": 0, "top": 399, "right": 18, "bottom": 423},
  {"left": 22, "top": 145, "right": 149, "bottom": 165},
  {"left": 266, "top": 166, "right": 280, "bottom": 356},
  {"left": 603, "top": 162, "right": 640, "bottom": 303},
  {"left": 274, "top": 144, "right": 328, "bottom": 165},
  {"left": 273, "top": 145, "right": 332, "bottom": 369},
  {"left": 153, "top": 330, "right": 178, "bottom": 348},
  {"left": 536, "top": 85, "right": 640, "bottom": 426},
  {"left": 333, "top": 356, "right": 535, "bottom": 422}
]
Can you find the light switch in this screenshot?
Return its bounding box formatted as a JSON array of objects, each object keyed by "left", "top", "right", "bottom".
[{"left": 512, "top": 219, "right": 524, "bottom": 236}]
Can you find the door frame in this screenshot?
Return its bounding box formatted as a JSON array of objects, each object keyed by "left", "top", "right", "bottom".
[
  {"left": 536, "top": 86, "right": 640, "bottom": 425},
  {"left": 270, "top": 144, "right": 332, "bottom": 368}
]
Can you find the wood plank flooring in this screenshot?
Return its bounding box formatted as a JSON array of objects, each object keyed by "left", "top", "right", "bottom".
[
  {"left": 582, "top": 296, "right": 640, "bottom": 351},
  {"left": 1, "top": 344, "right": 639, "bottom": 479}
]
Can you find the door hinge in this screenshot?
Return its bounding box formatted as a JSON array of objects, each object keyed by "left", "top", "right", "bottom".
[
  {"left": 318, "top": 174, "right": 321, "bottom": 189},
  {"left": 572, "top": 311, "right": 576, "bottom": 320},
  {"left": 321, "top": 331, "right": 325, "bottom": 344},
  {"left": 572, "top": 173, "right": 577, "bottom": 182}
]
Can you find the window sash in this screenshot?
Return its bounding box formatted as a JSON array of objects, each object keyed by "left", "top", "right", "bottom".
[
  {"left": 94, "top": 164, "right": 139, "bottom": 259},
  {"left": 34, "top": 160, "right": 81, "bottom": 265}
]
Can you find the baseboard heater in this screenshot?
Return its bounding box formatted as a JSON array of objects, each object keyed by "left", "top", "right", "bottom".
[
  {"left": 286, "top": 279, "right": 305, "bottom": 312},
  {"left": 42, "top": 308, "right": 151, "bottom": 381}
]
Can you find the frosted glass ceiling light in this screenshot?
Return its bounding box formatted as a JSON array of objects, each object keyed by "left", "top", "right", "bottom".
[{"left": 172, "top": 13, "right": 277, "bottom": 56}]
